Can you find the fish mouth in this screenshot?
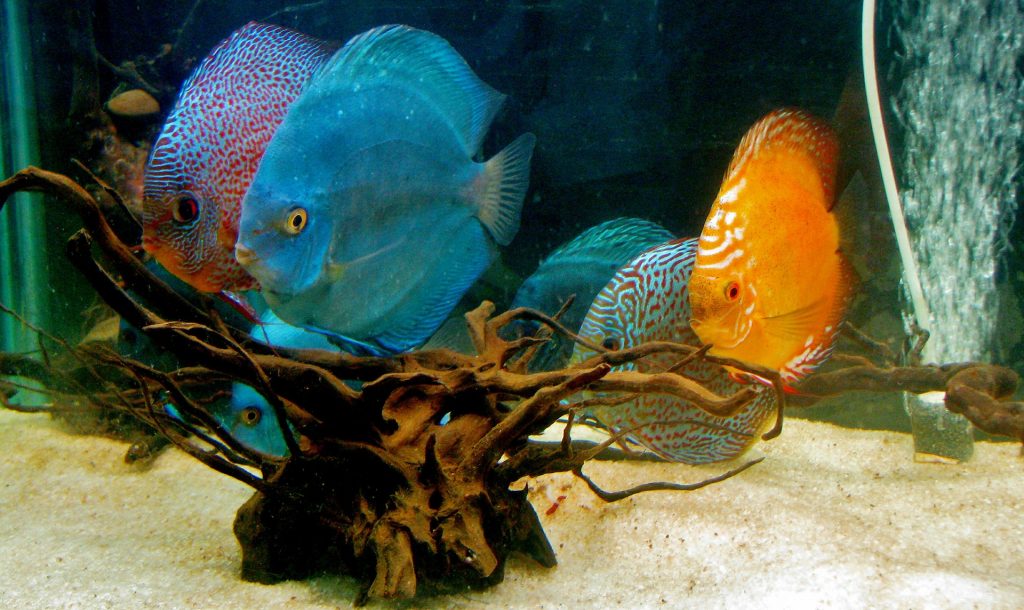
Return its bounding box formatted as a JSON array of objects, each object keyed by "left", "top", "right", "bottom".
[
  {"left": 689, "top": 317, "right": 746, "bottom": 350},
  {"left": 234, "top": 243, "right": 259, "bottom": 267}
]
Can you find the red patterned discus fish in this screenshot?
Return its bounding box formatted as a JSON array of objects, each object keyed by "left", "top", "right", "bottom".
[
  {"left": 689, "top": 109, "right": 854, "bottom": 384},
  {"left": 570, "top": 238, "right": 775, "bottom": 464},
  {"left": 142, "top": 22, "right": 337, "bottom": 293}
]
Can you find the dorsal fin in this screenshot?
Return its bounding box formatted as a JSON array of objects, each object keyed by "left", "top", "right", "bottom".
[
  {"left": 316, "top": 24, "right": 506, "bottom": 156},
  {"left": 724, "top": 108, "right": 840, "bottom": 207},
  {"left": 538, "top": 217, "right": 676, "bottom": 267}
]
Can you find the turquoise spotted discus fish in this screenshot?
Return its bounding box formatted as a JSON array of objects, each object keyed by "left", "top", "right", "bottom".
[
  {"left": 143, "top": 22, "right": 337, "bottom": 293},
  {"left": 236, "top": 25, "right": 535, "bottom": 355},
  {"left": 569, "top": 238, "right": 775, "bottom": 464},
  {"left": 510, "top": 217, "right": 676, "bottom": 371}
]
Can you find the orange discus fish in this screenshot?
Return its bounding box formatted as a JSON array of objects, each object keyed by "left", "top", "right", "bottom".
[{"left": 688, "top": 108, "right": 854, "bottom": 383}]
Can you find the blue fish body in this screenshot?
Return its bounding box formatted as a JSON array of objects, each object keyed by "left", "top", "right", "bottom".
[
  {"left": 212, "top": 383, "right": 291, "bottom": 458},
  {"left": 510, "top": 217, "right": 675, "bottom": 371},
  {"left": 162, "top": 309, "right": 344, "bottom": 457},
  {"left": 163, "top": 390, "right": 290, "bottom": 458},
  {"left": 237, "top": 25, "right": 535, "bottom": 355},
  {"left": 569, "top": 238, "right": 776, "bottom": 464},
  {"left": 216, "top": 308, "right": 348, "bottom": 456}
]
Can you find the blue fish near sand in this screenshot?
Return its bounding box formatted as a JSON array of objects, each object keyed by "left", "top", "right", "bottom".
[
  {"left": 166, "top": 309, "right": 343, "bottom": 457},
  {"left": 509, "top": 217, "right": 675, "bottom": 371},
  {"left": 235, "top": 25, "right": 536, "bottom": 356},
  {"left": 210, "top": 384, "right": 290, "bottom": 457},
  {"left": 226, "top": 308, "right": 347, "bottom": 456}
]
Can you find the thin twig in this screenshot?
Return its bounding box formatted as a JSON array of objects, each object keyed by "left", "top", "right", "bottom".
[{"left": 573, "top": 456, "right": 764, "bottom": 503}]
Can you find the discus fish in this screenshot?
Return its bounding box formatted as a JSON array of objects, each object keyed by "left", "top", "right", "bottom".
[
  {"left": 164, "top": 389, "right": 290, "bottom": 458},
  {"left": 236, "top": 25, "right": 535, "bottom": 355},
  {"left": 221, "top": 308, "right": 346, "bottom": 456},
  {"left": 510, "top": 217, "right": 675, "bottom": 371},
  {"left": 688, "top": 109, "right": 854, "bottom": 383},
  {"left": 164, "top": 309, "right": 343, "bottom": 457},
  {"left": 142, "top": 22, "right": 336, "bottom": 293},
  {"left": 211, "top": 384, "right": 291, "bottom": 457},
  {"left": 569, "top": 238, "right": 775, "bottom": 464}
]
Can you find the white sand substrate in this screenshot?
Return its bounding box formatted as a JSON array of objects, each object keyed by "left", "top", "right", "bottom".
[{"left": 1, "top": 408, "right": 1022, "bottom": 609}]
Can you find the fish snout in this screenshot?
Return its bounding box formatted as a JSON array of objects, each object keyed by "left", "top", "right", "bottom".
[{"left": 234, "top": 242, "right": 259, "bottom": 267}]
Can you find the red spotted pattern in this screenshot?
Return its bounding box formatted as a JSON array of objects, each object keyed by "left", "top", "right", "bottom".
[{"left": 142, "top": 22, "right": 337, "bottom": 292}]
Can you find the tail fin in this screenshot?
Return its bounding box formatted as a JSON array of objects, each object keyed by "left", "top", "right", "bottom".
[{"left": 476, "top": 133, "right": 536, "bottom": 246}]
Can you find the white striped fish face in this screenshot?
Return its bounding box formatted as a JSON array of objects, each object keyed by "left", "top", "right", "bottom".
[{"left": 688, "top": 185, "right": 756, "bottom": 351}]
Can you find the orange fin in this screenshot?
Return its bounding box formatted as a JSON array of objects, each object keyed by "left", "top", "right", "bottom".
[
  {"left": 725, "top": 108, "right": 840, "bottom": 205},
  {"left": 761, "top": 298, "right": 829, "bottom": 341}
]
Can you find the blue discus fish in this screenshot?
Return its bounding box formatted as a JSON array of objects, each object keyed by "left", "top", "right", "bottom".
[
  {"left": 164, "top": 390, "right": 289, "bottom": 458},
  {"left": 221, "top": 308, "right": 347, "bottom": 456},
  {"left": 569, "top": 238, "right": 776, "bottom": 464},
  {"left": 509, "top": 217, "right": 675, "bottom": 371},
  {"left": 208, "top": 384, "right": 291, "bottom": 458},
  {"left": 235, "top": 25, "right": 536, "bottom": 356},
  {"left": 164, "top": 308, "right": 344, "bottom": 457}
]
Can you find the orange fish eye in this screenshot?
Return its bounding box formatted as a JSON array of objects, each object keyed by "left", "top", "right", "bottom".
[
  {"left": 285, "top": 207, "right": 308, "bottom": 235},
  {"left": 171, "top": 195, "right": 199, "bottom": 225},
  {"left": 602, "top": 337, "right": 618, "bottom": 351},
  {"left": 240, "top": 406, "right": 262, "bottom": 426},
  {"left": 724, "top": 281, "right": 741, "bottom": 302}
]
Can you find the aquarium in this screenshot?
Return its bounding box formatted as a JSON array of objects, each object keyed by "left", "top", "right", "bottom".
[{"left": 1, "top": 0, "right": 1022, "bottom": 607}]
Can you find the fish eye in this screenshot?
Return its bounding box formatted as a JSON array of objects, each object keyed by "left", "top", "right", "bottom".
[
  {"left": 602, "top": 337, "right": 618, "bottom": 350},
  {"left": 285, "top": 207, "right": 308, "bottom": 235},
  {"left": 239, "top": 406, "right": 262, "bottom": 427},
  {"left": 171, "top": 195, "right": 199, "bottom": 225},
  {"left": 724, "top": 281, "right": 741, "bottom": 302}
]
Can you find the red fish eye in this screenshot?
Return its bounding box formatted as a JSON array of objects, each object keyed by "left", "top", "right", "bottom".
[
  {"left": 602, "top": 337, "right": 618, "bottom": 350},
  {"left": 240, "top": 406, "right": 262, "bottom": 426},
  {"left": 172, "top": 196, "right": 199, "bottom": 225},
  {"left": 724, "top": 281, "right": 741, "bottom": 301}
]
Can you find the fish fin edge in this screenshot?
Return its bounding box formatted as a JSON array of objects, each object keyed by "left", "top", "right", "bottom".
[
  {"left": 477, "top": 133, "right": 536, "bottom": 246},
  {"left": 325, "top": 24, "right": 506, "bottom": 156},
  {"left": 537, "top": 217, "right": 677, "bottom": 267}
]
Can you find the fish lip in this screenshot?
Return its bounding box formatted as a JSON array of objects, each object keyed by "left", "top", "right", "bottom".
[
  {"left": 234, "top": 242, "right": 259, "bottom": 267},
  {"left": 690, "top": 317, "right": 747, "bottom": 350}
]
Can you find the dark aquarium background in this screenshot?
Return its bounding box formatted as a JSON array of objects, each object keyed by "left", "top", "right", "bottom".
[{"left": 2, "top": 0, "right": 1022, "bottom": 432}]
